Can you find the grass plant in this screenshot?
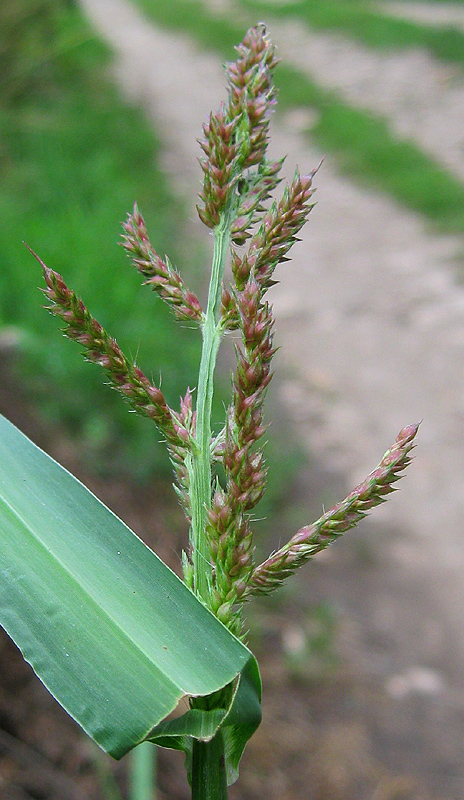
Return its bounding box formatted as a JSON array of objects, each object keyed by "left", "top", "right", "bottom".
[{"left": 0, "top": 24, "right": 419, "bottom": 799}]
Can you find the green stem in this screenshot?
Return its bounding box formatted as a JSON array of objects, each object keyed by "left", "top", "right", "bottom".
[
  {"left": 129, "top": 742, "right": 157, "bottom": 800},
  {"left": 189, "top": 212, "right": 231, "bottom": 603},
  {"left": 191, "top": 731, "right": 228, "bottom": 800},
  {"left": 188, "top": 201, "right": 233, "bottom": 800}
]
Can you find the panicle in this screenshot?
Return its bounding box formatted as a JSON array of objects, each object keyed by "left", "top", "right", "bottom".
[
  {"left": 28, "top": 21, "right": 420, "bottom": 649},
  {"left": 121, "top": 204, "right": 202, "bottom": 322},
  {"left": 243, "top": 423, "right": 420, "bottom": 598}
]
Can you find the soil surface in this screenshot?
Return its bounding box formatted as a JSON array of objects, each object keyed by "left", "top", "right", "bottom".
[
  {"left": 379, "top": 1, "right": 464, "bottom": 30},
  {"left": 3, "top": 1, "right": 464, "bottom": 797},
  {"left": 274, "top": 12, "right": 464, "bottom": 180}
]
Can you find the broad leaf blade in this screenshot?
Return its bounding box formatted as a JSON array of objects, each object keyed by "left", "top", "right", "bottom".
[{"left": 0, "top": 414, "right": 259, "bottom": 760}]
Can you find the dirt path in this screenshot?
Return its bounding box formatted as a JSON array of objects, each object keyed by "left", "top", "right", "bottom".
[
  {"left": 378, "top": 0, "right": 464, "bottom": 30},
  {"left": 262, "top": 8, "right": 464, "bottom": 181},
  {"left": 79, "top": 0, "right": 464, "bottom": 793}
]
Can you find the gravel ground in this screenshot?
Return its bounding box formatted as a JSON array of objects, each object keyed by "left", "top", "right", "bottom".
[{"left": 77, "top": 0, "right": 464, "bottom": 794}]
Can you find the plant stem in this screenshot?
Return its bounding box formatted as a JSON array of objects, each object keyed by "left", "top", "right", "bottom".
[
  {"left": 190, "top": 211, "right": 231, "bottom": 603},
  {"left": 191, "top": 731, "right": 228, "bottom": 800},
  {"left": 129, "top": 742, "right": 157, "bottom": 800}
]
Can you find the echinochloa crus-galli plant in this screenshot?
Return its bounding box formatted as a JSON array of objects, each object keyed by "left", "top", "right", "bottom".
[{"left": 19, "top": 24, "right": 419, "bottom": 800}]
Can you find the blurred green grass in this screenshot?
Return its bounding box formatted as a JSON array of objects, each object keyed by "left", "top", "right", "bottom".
[
  {"left": 134, "top": 0, "right": 464, "bottom": 233},
  {"left": 0, "top": 0, "right": 204, "bottom": 478}
]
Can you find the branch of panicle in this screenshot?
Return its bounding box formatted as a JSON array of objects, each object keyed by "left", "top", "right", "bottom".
[
  {"left": 221, "top": 169, "right": 317, "bottom": 329},
  {"left": 29, "top": 249, "right": 195, "bottom": 496},
  {"left": 197, "top": 25, "right": 279, "bottom": 232},
  {"left": 170, "top": 388, "right": 196, "bottom": 522},
  {"left": 225, "top": 23, "right": 279, "bottom": 169},
  {"left": 242, "top": 423, "right": 420, "bottom": 598},
  {"left": 121, "top": 205, "right": 202, "bottom": 322},
  {"left": 207, "top": 280, "right": 276, "bottom": 632},
  {"left": 197, "top": 106, "right": 240, "bottom": 230},
  {"left": 229, "top": 158, "right": 283, "bottom": 247}
]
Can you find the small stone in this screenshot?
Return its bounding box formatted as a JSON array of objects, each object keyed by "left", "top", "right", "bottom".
[
  {"left": 385, "top": 666, "right": 445, "bottom": 699},
  {"left": 282, "top": 624, "right": 306, "bottom": 656}
]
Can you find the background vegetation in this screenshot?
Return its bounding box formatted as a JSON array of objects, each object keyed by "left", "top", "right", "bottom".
[
  {"left": 242, "top": 0, "right": 464, "bottom": 63},
  {"left": 134, "top": 0, "right": 464, "bottom": 233},
  {"left": 0, "top": 0, "right": 203, "bottom": 478},
  {"left": 4, "top": 0, "right": 464, "bottom": 481}
]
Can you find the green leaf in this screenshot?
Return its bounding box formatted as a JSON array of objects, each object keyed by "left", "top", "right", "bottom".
[
  {"left": 0, "top": 413, "right": 260, "bottom": 766},
  {"left": 149, "top": 656, "right": 261, "bottom": 785}
]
